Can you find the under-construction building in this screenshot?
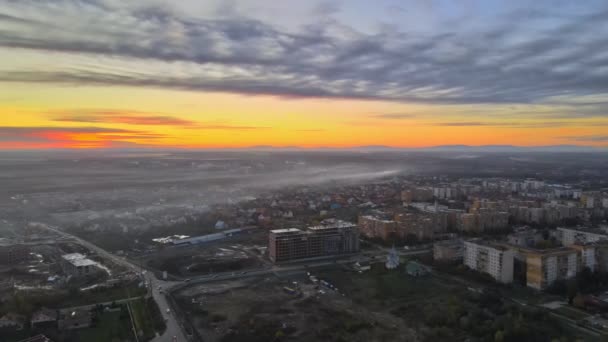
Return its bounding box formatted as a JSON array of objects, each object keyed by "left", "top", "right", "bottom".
[{"left": 268, "top": 219, "right": 359, "bottom": 263}]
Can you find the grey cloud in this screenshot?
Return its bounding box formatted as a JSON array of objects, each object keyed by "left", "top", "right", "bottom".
[
  {"left": 0, "top": 126, "right": 138, "bottom": 134},
  {"left": 428, "top": 121, "right": 608, "bottom": 128},
  {"left": 371, "top": 113, "right": 417, "bottom": 119},
  {"left": 564, "top": 135, "right": 608, "bottom": 142},
  {"left": 1, "top": 1, "right": 608, "bottom": 108}
]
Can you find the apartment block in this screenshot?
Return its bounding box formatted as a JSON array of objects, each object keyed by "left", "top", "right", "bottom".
[
  {"left": 268, "top": 220, "right": 359, "bottom": 263},
  {"left": 464, "top": 240, "right": 514, "bottom": 283},
  {"left": 520, "top": 247, "right": 578, "bottom": 290},
  {"left": 358, "top": 215, "right": 398, "bottom": 240},
  {"left": 433, "top": 239, "right": 464, "bottom": 262},
  {"left": 0, "top": 239, "right": 29, "bottom": 265},
  {"left": 401, "top": 187, "right": 434, "bottom": 203},
  {"left": 557, "top": 227, "right": 608, "bottom": 246}
]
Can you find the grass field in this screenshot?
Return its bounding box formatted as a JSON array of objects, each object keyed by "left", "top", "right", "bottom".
[
  {"left": 317, "top": 263, "right": 460, "bottom": 307},
  {"left": 76, "top": 310, "right": 134, "bottom": 342},
  {"left": 553, "top": 305, "right": 590, "bottom": 320}
]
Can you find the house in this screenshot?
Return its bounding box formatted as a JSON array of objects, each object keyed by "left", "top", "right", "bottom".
[
  {"left": 58, "top": 309, "right": 92, "bottom": 330},
  {"left": 0, "top": 312, "right": 26, "bottom": 332},
  {"left": 31, "top": 308, "right": 57, "bottom": 329},
  {"left": 17, "top": 335, "right": 53, "bottom": 342},
  {"left": 406, "top": 261, "right": 430, "bottom": 277}
]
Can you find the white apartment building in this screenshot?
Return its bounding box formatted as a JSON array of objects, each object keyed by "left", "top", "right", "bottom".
[
  {"left": 557, "top": 227, "right": 608, "bottom": 246},
  {"left": 464, "top": 241, "right": 514, "bottom": 284}
]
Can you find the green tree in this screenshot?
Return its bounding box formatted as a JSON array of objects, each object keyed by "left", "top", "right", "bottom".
[{"left": 494, "top": 330, "right": 504, "bottom": 342}]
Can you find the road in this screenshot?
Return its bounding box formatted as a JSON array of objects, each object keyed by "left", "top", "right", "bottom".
[
  {"left": 39, "top": 223, "right": 432, "bottom": 341},
  {"left": 37, "top": 224, "right": 188, "bottom": 342}
]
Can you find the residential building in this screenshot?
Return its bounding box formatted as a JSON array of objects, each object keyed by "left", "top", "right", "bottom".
[
  {"left": 0, "top": 239, "right": 29, "bottom": 265},
  {"left": 519, "top": 247, "right": 578, "bottom": 290},
  {"left": 557, "top": 227, "right": 608, "bottom": 246},
  {"left": 507, "top": 229, "right": 543, "bottom": 247},
  {"left": 401, "top": 187, "right": 434, "bottom": 203},
  {"left": 268, "top": 220, "right": 359, "bottom": 263},
  {"left": 0, "top": 313, "right": 25, "bottom": 332},
  {"left": 358, "top": 215, "right": 398, "bottom": 240},
  {"left": 406, "top": 261, "right": 430, "bottom": 277},
  {"left": 464, "top": 240, "right": 514, "bottom": 283},
  {"left": 459, "top": 213, "right": 479, "bottom": 232},
  {"left": 433, "top": 239, "right": 464, "bottom": 263},
  {"left": 394, "top": 212, "right": 436, "bottom": 240},
  {"left": 17, "top": 335, "right": 53, "bottom": 342},
  {"left": 30, "top": 308, "right": 57, "bottom": 330},
  {"left": 570, "top": 244, "right": 597, "bottom": 271},
  {"left": 57, "top": 309, "right": 92, "bottom": 330}
]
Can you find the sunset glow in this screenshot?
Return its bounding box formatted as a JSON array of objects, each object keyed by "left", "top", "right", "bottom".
[{"left": 1, "top": 1, "right": 608, "bottom": 149}]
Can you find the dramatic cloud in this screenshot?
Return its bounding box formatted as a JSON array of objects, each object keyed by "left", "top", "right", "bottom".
[
  {"left": 53, "top": 110, "right": 198, "bottom": 126},
  {"left": 564, "top": 135, "right": 608, "bottom": 142},
  {"left": 1, "top": 0, "right": 608, "bottom": 107},
  {"left": 371, "top": 113, "right": 416, "bottom": 120},
  {"left": 429, "top": 121, "right": 608, "bottom": 128}
]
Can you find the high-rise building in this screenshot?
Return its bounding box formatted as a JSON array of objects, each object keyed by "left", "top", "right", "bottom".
[
  {"left": 557, "top": 227, "right": 608, "bottom": 246},
  {"left": 520, "top": 247, "right": 578, "bottom": 290},
  {"left": 358, "top": 215, "right": 398, "bottom": 240},
  {"left": 268, "top": 220, "right": 359, "bottom": 263},
  {"left": 464, "top": 240, "right": 514, "bottom": 283},
  {"left": 433, "top": 239, "right": 464, "bottom": 263},
  {"left": 401, "top": 187, "right": 434, "bottom": 203}
]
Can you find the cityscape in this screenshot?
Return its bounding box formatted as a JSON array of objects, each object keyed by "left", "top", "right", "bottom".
[
  {"left": 0, "top": 151, "right": 607, "bottom": 341},
  {"left": 2, "top": 0, "right": 608, "bottom": 342}
]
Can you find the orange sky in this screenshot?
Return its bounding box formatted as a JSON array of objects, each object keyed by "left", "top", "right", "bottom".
[
  {"left": 2, "top": 1, "right": 608, "bottom": 149},
  {"left": 1, "top": 84, "right": 608, "bottom": 149}
]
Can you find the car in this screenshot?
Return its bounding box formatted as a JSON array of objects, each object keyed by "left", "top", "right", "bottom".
[{"left": 166, "top": 308, "right": 171, "bottom": 314}]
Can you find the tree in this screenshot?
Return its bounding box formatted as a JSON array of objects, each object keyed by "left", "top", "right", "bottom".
[
  {"left": 494, "top": 330, "right": 504, "bottom": 342},
  {"left": 573, "top": 294, "right": 585, "bottom": 308},
  {"left": 567, "top": 279, "right": 578, "bottom": 304}
]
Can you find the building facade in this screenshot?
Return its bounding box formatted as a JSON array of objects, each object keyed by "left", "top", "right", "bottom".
[
  {"left": 522, "top": 248, "right": 578, "bottom": 290},
  {"left": 464, "top": 240, "right": 514, "bottom": 283},
  {"left": 61, "top": 253, "right": 98, "bottom": 277},
  {"left": 433, "top": 240, "right": 464, "bottom": 262},
  {"left": 0, "top": 240, "right": 29, "bottom": 265},
  {"left": 557, "top": 227, "right": 608, "bottom": 246},
  {"left": 268, "top": 220, "right": 359, "bottom": 263}
]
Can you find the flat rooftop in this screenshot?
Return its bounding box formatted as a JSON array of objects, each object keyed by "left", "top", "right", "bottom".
[
  {"left": 465, "top": 240, "right": 510, "bottom": 251},
  {"left": 558, "top": 227, "right": 607, "bottom": 235},
  {"left": 62, "top": 253, "right": 97, "bottom": 267},
  {"left": 517, "top": 246, "right": 577, "bottom": 256},
  {"left": 308, "top": 219, "right": 356, "bottom": 230},
  {"left": 359, "top": 215, "right": 394, "bottom": 223},
  {"left": 270, "top": 228, "right": 302, "bottom": 234}
]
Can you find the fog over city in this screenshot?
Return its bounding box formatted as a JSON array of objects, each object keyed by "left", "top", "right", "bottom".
[
  {"left": 1, "top": 150, "right": 605, "bottom": 240},
  {"left": 0, "top": 150, "right": 406, "bottom": 237}
]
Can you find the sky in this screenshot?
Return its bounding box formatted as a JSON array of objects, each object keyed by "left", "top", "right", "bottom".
[{"left": 1, "top": 0, "right": 608, "bottom": 149}]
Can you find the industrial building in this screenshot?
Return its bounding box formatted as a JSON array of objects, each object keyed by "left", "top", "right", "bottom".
[
  {"left": 268, "top": 220, "right": 359, "bottom": 263},
  {"left": 464, "top": 240, "right": 514, "bottom": 283}
]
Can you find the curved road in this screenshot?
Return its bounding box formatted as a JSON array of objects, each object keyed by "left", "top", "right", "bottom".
[{"left": 38, "top": 224, "right": 188, "bottom": 342}]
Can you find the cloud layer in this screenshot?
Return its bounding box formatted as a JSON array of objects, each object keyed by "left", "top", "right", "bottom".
[{"left": 1, "top": 0, "right": 608, "bottom": 107}]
